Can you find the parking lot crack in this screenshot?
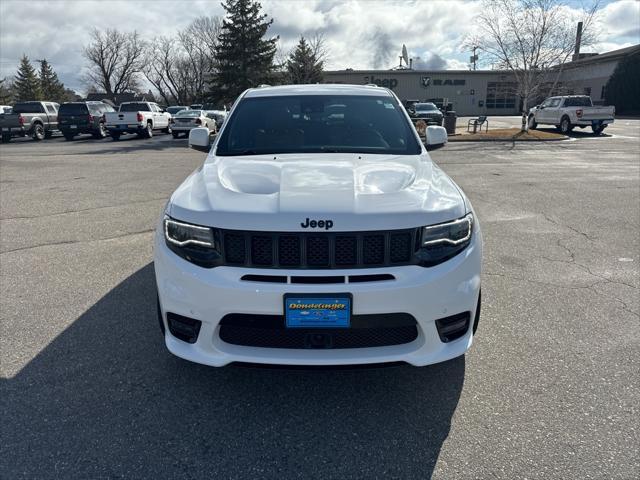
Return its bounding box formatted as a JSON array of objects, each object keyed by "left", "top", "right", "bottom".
[
  {"left": 0, "top": 197, "right": 168, "bottom": 221},
  {"left": 0, "top": 228, "right": 154, "bottom": 255}
]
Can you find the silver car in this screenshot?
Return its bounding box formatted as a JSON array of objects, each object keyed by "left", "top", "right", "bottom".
[{"left": 170, "top": 110, "right": 217, "bottom": 138}]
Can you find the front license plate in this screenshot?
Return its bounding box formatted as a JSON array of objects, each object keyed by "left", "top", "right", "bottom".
[{"left": 285, "top": 294, "right": 351, "bottom": 328}]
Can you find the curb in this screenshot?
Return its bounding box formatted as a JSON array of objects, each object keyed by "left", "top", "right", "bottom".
[{"left": 448, "top": 135, "right": 569, "bottom": 142}]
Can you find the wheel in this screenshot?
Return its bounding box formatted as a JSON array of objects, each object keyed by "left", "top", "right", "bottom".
[
  {"left": 94, "top": 123, "right": 108, "bottom": 139},
  {"left": 1, "top": 133, "right": 11, "bottom": 143},
  {"left": 44, "top": 130, "right": 53, "bottom": 139},
  {"left": 32, "top": 123, "right": 45, "bottom": 141},
  {"left": 111, "top": 132, "right": 121, "bottom": 141},
  {"left": 143, "top": 122, "right": 153, "bottom": 138},
  {"left": 162, "top": 124, "right": 172, "bottom": 134},
  {"left": 172, "top": 131, "right": 179, "bottom": 139},
  {"left": 559, "top": 116, "right": 572, "bottom": 134},
  {"left": 63, "top": 133, "right": 75, "bottom": 141},
  {"left": 592, "top": 124, "right": 606, "bottom": 136},
  {"left": 527, "top": 115, "right": 537, "bottom": 130}
]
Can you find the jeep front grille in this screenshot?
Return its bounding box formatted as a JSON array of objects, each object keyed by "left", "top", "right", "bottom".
[{"left": 220, "top": 228, "right": 419, "bottom": 269}]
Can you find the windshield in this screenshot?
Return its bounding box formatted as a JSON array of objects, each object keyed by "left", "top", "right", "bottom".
[
  {"left": 415, "top": 103, "right": 438, "bottom": 112},
  {"left": 176, "top": 110, "right": 203, "bottom": 117},
  {"left": 216, "top": 94, "right": 421, "bottom": 156},
  {"left": 59, "top": 103, "right": 89, "bottom": 115},
  {"left": 119, "top": 103, "right": 150, "bottom": 112},
  {"left": 167, "top": 106, "right": 189, "bottom": 114}
]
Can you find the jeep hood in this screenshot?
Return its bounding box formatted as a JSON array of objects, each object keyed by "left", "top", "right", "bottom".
[{"left": 168, "top": 153, "right": 466, "bottom": 231}]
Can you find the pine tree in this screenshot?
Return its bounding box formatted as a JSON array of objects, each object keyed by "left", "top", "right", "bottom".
[
  {"left": 38, "top": 59, "right": 66, "bottom": 102},
  {"left": 0, "top": 78, "right": 13, "bottom": 104},
  {"left": 208, "top": 0, "right": 278, "bottom": 105},
  {"left": 286, "top": 36, "right": 324, "bottom": 84},
  {"left": 605, "top": 50, "right": 640, "bottom": 115},
  {"left": 13, "top": 55, "right": 41, "bottom": 102}
]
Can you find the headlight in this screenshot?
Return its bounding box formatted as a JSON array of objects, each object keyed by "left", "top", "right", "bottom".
[
  {"left": 417, "top": 213, "right": 474, "bottom": 266},
  {"left": 164, "top": 216, "right": 221, "bottom": 267}
]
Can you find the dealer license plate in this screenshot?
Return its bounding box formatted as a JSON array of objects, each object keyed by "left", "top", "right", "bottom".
[{"left": 284, "top": 294, "right": 351, "bottom": 328}]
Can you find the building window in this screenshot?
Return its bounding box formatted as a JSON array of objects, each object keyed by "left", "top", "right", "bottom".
[{"left": 486, "top": 82, "right": 516, "bottom": 109}]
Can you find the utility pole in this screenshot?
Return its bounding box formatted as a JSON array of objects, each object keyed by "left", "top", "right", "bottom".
[{"left": 472, "top": 46, "right": 478, "bottom": 71}]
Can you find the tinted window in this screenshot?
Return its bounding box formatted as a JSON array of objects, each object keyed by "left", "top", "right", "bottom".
[
  {"left": 59, "top": 103, "right": 89, "bottom": 115},
  {"left": 167, "top": 106, "right": 189, "bottom": 115},
  {"left": 177, "top": 110, "right": 203, "bottom": 117},
  {"left": 13, "top": 103, "right": 45, "bottom": 113},
  {"left": 549, "top": 98, "right": 561, "bottom": 107},
  {"left": 216, "top": 95, "right": 421, "bottom": 156},
  {"left": 119, "top": 103, "right": 150, "bottom": 112},
  {"left": 564, "top": 97, "right": 592, "bottom": 107}
]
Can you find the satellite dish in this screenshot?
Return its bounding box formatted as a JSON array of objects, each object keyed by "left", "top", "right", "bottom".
[{"left": 402, "top": 44, "right": 409, "bottom": 66}]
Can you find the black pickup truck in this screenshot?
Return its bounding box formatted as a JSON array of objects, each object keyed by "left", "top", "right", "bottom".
[{"left": 0, "top": 101, "right": 59, "bottom": 142}]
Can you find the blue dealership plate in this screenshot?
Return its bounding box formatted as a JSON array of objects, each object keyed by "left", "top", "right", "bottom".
[{"left": 284, "top": 294, "right": 351, "bottom": 328}]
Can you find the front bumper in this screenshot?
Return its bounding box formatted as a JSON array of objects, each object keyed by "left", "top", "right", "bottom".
[{"left": 154, "top": 224, "right": 482, "bottom": 367}]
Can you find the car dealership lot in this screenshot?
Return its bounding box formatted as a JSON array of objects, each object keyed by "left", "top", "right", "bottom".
[{"left": 1, "top": 121, "right": 638, "bottom": 479}]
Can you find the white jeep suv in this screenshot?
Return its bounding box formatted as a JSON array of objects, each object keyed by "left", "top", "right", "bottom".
[{"left": 154, "top": 84, "right": 482, "bottom": 367}]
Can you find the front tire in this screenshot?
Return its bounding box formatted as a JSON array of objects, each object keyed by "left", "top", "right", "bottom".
[
  {"left": 32, "top": 123, "right": 45, "bottom": 141},
  {"left": 559, "top": 116, "right": 573, "bottom": 134},
  {"left": 143, "top": 122, "right": 153, "bottom": 138},
  {"left": 163, "top": 124, "right": 172, "bottom": 134},
  {"left": 527, "top": 115, "right": 537, "bottom": 130}
]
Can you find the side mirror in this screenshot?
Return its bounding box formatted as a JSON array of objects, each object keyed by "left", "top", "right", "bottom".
[
  {"left": 189, "top": 127, "right": 211, "bottom": 152},
  {"left": 425, "top": 125, "right": 447, "bottom": 150}
]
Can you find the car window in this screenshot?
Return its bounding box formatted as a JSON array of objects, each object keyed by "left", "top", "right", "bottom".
[
  {"left": 564, "top": 97, "right": 592, "bottom": 107},
  {"left": 120, "top": 103, "right": 151, "bottom": 112},
  {"left": 13, "top": 103, "right": 45, "bottom": 113},
  {"left": 548, "top": 98, "right": 561, "bottom": 107},
  {"left": 59, "top": 104, "right": 89, "bottom": 115},
  {"left": 216, "top": 94, "right": 422, "bottom": 156},
  {"left": 178, "top": 110, "right": 203, "bottom": 117},
  {"left": 45, "top": 104, "right": 56, "bottom": 114}
]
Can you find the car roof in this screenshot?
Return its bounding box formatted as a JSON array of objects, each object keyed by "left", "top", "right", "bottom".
[{"left": 243, "top": 84, "right": 394, "bottom": 98}]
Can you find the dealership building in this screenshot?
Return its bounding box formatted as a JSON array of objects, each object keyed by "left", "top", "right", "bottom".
[{"left": 323, "top": 44, "right": 639, "bottom": 116}]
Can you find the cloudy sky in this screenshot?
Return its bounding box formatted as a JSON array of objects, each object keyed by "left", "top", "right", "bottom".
[{"left": 1, "top": 0, "right": 638, "bottom": 93}]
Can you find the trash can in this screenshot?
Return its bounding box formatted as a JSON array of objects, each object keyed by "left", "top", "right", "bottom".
[{"left": 444, "top": 111, "right": 457, "bottom": 135}]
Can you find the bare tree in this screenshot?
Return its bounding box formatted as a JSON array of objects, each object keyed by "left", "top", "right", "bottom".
[
  {"left": 83, "top": 28, "right": 146, "bottom": 96},
  {"left": 308, "top": 32, "right": 329, "bottom": 65},
  {"left": 142, "top": 16, "right": 221, "bottom": 105},
  {"left": 468, "top": 0, "right": 599, "bottom": 131}
]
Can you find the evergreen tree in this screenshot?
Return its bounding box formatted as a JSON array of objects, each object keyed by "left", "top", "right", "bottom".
[
  {"left": 605, "top": 50, "right": 640, "bottom": 115},
  {"left": 13, "top": 55, "right": 41, "bottom": 101},
  {"left": 0, "top": 78, "right": 13, "bottom": 104},
  {"left": 286, "top": 36, "right": 324, "bottom": 84},
  {"left": 208, "top": 0, "right": 278, "bottom": 104},
  {"left": 38, "top": 59, "right": 66, "bottom": 102}
]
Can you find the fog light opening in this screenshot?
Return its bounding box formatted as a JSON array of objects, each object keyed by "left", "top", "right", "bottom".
[
  {"left": 435, "top": 312, "right": 471, "bottom": 343},
  {"left": 167, "top": 313, "right": 202, "bottom": 344}
]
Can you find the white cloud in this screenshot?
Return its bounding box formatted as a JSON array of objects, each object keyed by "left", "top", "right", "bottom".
[{"left": 0, "top": 0, "right": 637, "bottom": 94}]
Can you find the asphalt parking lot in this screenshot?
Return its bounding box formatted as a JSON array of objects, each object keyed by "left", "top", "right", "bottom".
[{"left": 1, "top": 119, "right": 639, "bottom": 479}]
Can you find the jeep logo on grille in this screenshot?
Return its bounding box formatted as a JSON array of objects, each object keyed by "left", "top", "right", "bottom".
[{"left": 301, "top": 218, "right": 334, "bottom": 230}]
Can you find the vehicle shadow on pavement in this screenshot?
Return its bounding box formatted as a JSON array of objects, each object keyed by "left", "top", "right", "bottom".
[
  {"left": 536, "top": 126, "right": 613, "bottom": 138},
  {"left": 1, "top": 263, "right": 465, "bottom": 479}
]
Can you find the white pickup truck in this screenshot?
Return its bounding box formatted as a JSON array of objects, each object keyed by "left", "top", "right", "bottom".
[
  {"left": 104, "top": 101, "right": 172, "bottom": 140},
  {"left": 528, "top": 95, "right": 615, "bottom": 135}
]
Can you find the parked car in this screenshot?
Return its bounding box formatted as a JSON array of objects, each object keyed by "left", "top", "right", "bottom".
[
  {"left": 155, "top": 84, "right": 482, "bottom": 368},
  {"left": 205, "top": 110, "right": 227, "bottom": 130},
  {"left": 0, "top": 101, "right": 59, "bottom": 142},
  {"left": 410, "top": 102, "right": 444, "bottom": 125},
  {"left": 58, "top": 101, "right": 115, "bottom": 140},
  {"left": 104, "top": 101, "right": 172, "bottom": 140},
  {"left": 171, "top": 110, "right": 217, "bottom": 138},
  {"left": 0, "top": 105, "right": 12, "bottom": 114},
  {"left": 166, "top": 106, "right": 189, "bottom": 115},
  {"left": 528, "top": 95, "right": 615, "bottom": 135},
  {"left": 189, "top": 104, "right": 203, "bottom": 110}
]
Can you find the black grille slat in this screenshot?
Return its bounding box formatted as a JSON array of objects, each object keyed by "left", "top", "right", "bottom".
[
  {"left": 278, "top": 235, "right": 301, "bottom": 266},
  {"left": 390, "top": 233, "right": 412, "bottom": 263},
  {"left": 306, "top": 236, "right": 330, "bottom": 266},
  {"left": 221, "top": 228, "right": 418, "bottom": 268},
  {"left": 251, "top": 235, "right": 273, "bottom": 265},
  {"left": 224, "top": 233, "right": 246, "bottom": 264},
  {"left": 363, "top": 235, "right": 385, "bottom": 265}
]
